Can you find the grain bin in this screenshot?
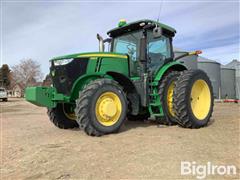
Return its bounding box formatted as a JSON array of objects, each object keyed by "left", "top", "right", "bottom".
[
  {"left": 224, "top": 60, "right": 240, "bottom": 99},
  {"left": 174, "top": 48, "right": 198, "bottom": 69},
  {"left": 197, "top": 56, "right": 221, "bottom": 98},
  {"left": 220, "top": 67, "right": 236, "bottom": 99}
]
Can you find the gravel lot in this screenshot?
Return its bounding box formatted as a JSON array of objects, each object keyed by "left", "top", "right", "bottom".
[{"left": 1, "top": 98, "right": 240, "bottom": 179}]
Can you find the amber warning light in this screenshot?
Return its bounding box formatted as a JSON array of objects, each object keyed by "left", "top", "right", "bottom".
[
  {"left": 188, "top": 50, "right": 202, "bottom": 56},
  {"left": 195, "top": 50, "right": 202, "bottom": 55}
]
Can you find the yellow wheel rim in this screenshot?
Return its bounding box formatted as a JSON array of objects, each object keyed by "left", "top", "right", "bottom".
[
  {"left": 167, "top": 82, "right": 175, "bottom": 117},
  {"left": 63, "top": 104, "right": 76, "bottom": 120},
  {"left": 95, "top": 92, "right": 122, "bottom": 126},
  {"left": 190, "top": 80, "right": 211, "bottom": 120}
]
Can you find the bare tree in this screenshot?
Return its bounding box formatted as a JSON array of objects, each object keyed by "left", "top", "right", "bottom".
[
  {"left": 0, "top": 64, "right": 11, "bottom": 89},
  {"left": 11, "top": 59, "right": 43, "bottom": 89}
]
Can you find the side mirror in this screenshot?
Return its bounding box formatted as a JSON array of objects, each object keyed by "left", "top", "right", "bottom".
[
  {"left": 153, "top": 26, "right": 162, "bottom": 38},
  {"left": 139, "top": 37, "right": 147, "bottom": 62}
]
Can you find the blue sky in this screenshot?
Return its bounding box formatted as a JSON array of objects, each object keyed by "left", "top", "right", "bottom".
[{"left": 1, "top": 0, "right": 239, "bottom": 75}]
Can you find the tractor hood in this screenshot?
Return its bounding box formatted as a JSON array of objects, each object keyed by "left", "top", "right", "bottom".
[
  {"left": 49, "top": 52, "right": 129, "bottom": 96},
  {"left": 51, "top": 52, "right": 128, "bottom": 61}
]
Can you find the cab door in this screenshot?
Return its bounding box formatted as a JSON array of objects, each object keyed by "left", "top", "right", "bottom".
[{"left": 147, "top": 31, "right": 173, "bottom": 74}]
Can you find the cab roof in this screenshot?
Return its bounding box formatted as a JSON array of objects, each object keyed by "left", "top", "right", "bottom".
[{"left": 107, "top": 19, "right": 176, "bottom": 37}]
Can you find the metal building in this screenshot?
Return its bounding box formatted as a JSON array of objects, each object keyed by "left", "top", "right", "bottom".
[
  {"left": 224, "top": 60, "right": 240, "bottom": 99},
  {"left": 220, "top": 67, "right": 236, "bottom": 99},
  {"left": 174, "top": 48, "right": 198, "bottom": 70},
  {"left": 197, "top": 56, "right": 221, "bottom": 99}
]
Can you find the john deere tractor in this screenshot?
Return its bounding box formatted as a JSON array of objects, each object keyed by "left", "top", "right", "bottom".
[{"left": 25, "top": 19, "right": 214, "bottom": 136}]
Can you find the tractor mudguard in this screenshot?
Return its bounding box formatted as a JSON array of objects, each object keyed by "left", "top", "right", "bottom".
[
  {"left": 25, "top": 86, "right": 70, "bottom": 108},
  {"left": 153, "top": 61, "right": 187, "bottom": 84},
  {"left": 70, "top": 73, "right": 112, "bottom": 100}
]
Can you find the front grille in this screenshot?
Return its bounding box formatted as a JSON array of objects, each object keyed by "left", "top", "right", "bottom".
[{"left": 50, "top": 58, "right": 89, "bottom": 95}]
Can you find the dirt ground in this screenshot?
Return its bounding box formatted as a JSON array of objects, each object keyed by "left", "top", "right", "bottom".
[{"left": 1, "top": 98, "right": 239, "bottom": 179}]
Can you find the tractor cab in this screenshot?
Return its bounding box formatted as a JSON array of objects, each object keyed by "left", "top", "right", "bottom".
[{"left": 107, "top": 19, "right": 176, "bottom": 76}]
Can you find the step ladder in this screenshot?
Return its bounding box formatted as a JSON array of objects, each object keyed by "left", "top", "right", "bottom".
[{"left": 148, "top": 76, "right": 164, "bottom": 118}]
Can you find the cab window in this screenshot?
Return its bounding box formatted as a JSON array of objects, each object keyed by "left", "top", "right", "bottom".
[
  {"left": 114, "top": 41, "right": 137, "bottom": 61},
  {"left": 112, "top": 30, "right": 142, "bottom": 76},
  {"left": 112, "top": 30, "right": 141, "bottom": 61},
  {"left": 147, "top": 32, "right": 171, "bottom": 72}
]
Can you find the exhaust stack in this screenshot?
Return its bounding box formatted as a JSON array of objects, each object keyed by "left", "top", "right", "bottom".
[{"left": 97, "top": 34, "right": 105, "bottom": 52}]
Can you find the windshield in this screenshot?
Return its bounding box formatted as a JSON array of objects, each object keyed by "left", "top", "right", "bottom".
[{"left": 112, "top": 30, "right": 142, "bottom": 61}]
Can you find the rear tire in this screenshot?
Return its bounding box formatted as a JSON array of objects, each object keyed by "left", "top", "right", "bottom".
[
  {"left": 47, "top": 103, "right": 79, "bottom": 129},
  {"left": 173, "top": 70, "right": 214, "bottom": 128},
  {"left": 75, "top": 79, "right": 127, "bottom": 136},
  {"left": 158, "top": 71, "right": 180, "bottom": 125}
]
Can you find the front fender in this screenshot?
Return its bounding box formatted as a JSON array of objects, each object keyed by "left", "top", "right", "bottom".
[{"left": 70, "top": 73, "right": 112, "bottom": 100}]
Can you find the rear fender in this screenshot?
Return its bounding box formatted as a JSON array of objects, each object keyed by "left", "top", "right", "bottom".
[{"left": 154, "top": 62, "right": 187, "bottom": 83}]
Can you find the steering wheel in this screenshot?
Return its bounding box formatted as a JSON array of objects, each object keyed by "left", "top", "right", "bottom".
[{"left": 127, "top": 44, "right": 136, "bottom": 57}]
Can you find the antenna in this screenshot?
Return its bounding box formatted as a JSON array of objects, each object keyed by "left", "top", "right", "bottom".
[{"left": 157, "top": 0, "right": 163, "bottom": 22}]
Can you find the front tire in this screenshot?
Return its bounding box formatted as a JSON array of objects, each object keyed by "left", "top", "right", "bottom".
[
  {"left": 47, "top": 103, "right": 79, "bottom": 129},
  {"left": 75, "top": 79, "right": 127, "bottom": 136},
  {"left": 173, "top": 70, "right": 214, "bottom": 128}
]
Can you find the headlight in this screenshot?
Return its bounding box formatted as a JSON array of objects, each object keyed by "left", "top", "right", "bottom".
[{"left": 54, "top": 58, "right": 74, "bottom": 66}]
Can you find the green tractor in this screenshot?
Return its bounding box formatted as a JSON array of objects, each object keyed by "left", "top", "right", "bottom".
[{"left": 25, "top": 19, "right": 214, "bottom": 136}]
